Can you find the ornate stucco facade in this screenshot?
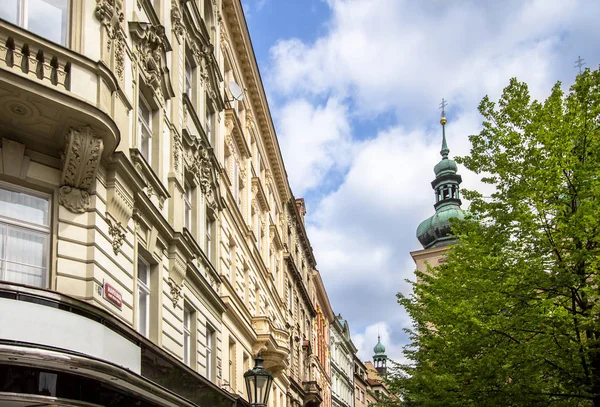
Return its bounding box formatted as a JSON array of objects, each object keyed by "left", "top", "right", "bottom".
[{"left": 0, "top": 0, "right": 346, "bottom": 406}]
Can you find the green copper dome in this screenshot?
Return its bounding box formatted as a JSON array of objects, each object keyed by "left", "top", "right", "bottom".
[
  {"left": 434, "top": 157, "right": 458, "bottom": 176},
  {"left": 416, "top": 107, "right": 467, "bottom": 249},
  {"left": 373, "top": 339, "right": 385, "bottom": 355},
  {"left": 374, "top": 336, "right": 386, "bottom": 355}
]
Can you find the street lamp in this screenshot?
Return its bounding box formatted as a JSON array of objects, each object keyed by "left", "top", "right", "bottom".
[{"left": 243, "top": 353, "right": 273, "bottom": 406}]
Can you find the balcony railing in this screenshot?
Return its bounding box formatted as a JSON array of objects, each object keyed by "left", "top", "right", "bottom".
[{"left": 0, "top": 20, "right": 122, "bottom": 156}]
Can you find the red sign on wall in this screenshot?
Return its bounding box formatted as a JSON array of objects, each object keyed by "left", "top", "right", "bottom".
[{"left": 104, "top": 282, "right": 123, "bottom": 309}]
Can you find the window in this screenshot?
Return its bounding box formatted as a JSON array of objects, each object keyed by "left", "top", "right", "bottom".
[
  {"left": 0, "top": 185, "right": 50, "bottom": 288},
  {"left": 205, "top": 215, "right": 213, "bottom": 261},
  {"left": 138, "top": 94, "right": 153, "bottom": 164},
  {"left": 205, "top": 326, "right": 215, "bottom": 380},
  {"left": 185, "top": 57, "right": 193, "bottom": 98},
  {"left": 228, "top": 339, "right": 236, "bottom": 390},
  {"left": 1, "top": 0, "right": 69, "bottom": 46},
  {"left": 137, "top": 257, "right": 151, "bottom": 337},
  {"left": 287, "top": 282, "right": 292, "bottom": 313},
  {"left": 184, "top": 182, "right": 192, "bottom": 231},
  {"left": 183, "top": 307, "right": 192, "bottom": 366},
  {"left": 206, "top": 109, "right": 215, "bottom": 146},
  {"left": 204, "top": 0, "right": 214, "bottom": 44},
  {"left": 242, "top": 352, "right": 250, "bottom": 396},
  {"left": 361, "top": 391, "right": 365, "bottom": 402}
]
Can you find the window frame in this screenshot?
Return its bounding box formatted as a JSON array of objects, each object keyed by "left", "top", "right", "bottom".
[
  {"left": 183, "top": 306, "right": 192, "bottom": 366},
  {"left": 184, "top": 181, "right": 193, "bottom": 232},
  {"left": 0, "top": 182, "right": 51, "bottom": 289},
  {"left": 136, "top": 256, "right": 151, "bottom": 337},
  {"left": 205, "top": 325, "right": 215, "bottom": 380},
  {"left": 185, "top": 55, "right": 194, "bottom": 100},
  {"left": 205, "top": 213, "right": 213, "bottom": 262},
  {"left": 2, "top": 0, "right": 71, "bottom": 47},
  {"left": 138, "top": 93, "right": 153, "bottom": 165}
]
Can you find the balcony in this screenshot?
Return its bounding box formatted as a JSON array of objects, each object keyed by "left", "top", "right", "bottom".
[
  {"left": 0, "top": 20, "right": 121, "bottom": 159},
  {"left": 302, "top": 381, "right": 323, "bottom": 407},
  {"left": 251, "top": 316, "right": 290, "bottom": 374}
]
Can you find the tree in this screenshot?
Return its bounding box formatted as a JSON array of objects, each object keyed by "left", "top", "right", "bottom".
[{"left": 391, "top": 68, "right": 600, "bottom": 406}]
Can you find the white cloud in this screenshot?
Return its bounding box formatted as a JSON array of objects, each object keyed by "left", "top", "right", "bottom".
[
  {"left": 264, "top": 0, "right": 600, "bottom": 362},
  {"left": 269, "top": 0, "right": 600, "bottom": 119},
  {"left": 277, "top": 98, "right": 354, "bottom": 195}
]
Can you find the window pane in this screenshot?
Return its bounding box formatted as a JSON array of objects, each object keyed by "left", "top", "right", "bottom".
[
  {"left": 27, "top": 0, "right": 69, "bottom": 46},
  {"left": 138, "top": 258, "right": 148, "bottom": 284},
  {"left": 0, "top": 187, "right": 49, "bottom": 226},
  {"left": 140, "top": 129, "right": 151, "bottom": 162},
  {"left": 5, "top": 227, "right": 48, "bottom": 287},
  {"left": 0, "top": 0, "right": 19, "bottom": 24},
  {"left": 139, "top": 99, "right": 151, "bottom": 126},
  {"left": 138, "top": 290, "right": 148, "bottom": 335}
]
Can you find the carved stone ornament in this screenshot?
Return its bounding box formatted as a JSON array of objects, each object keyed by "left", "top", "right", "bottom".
[
  {"left": 94, "top": 0, "right": 124, "bottom": 31},
  {"left": 186, "top": 144, "right": 213, "bottom": 197},
  {"left": 171, "top": 3, "right": 185, "bottom": 39},
  {"left": 173, "top": 131, "right": 182, "bottom": 172},
  {"left": 167, "top": 277, "right": 182, "bottom": 308},
  {"left": 106, "top": 218, "right": 126, "bottom": 255},
  {"left": 129, "top": 22, "right": 175, "bottom": 104},
  {"left": 112, "top": 27, "right": 126, "bottom": 80},
  {"left": 95, "top": 0, "right": 125, "bottom": 79},
  {"left": 59, "top": 127, "right": 104, "bottom": 213}
]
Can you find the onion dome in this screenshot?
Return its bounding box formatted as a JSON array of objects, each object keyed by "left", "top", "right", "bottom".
[
  {"left": 374, "top": 335, "right": 386, "bottom": 355},
  {"left": 416, "top": 102, "right": 467, "bottom": 249}
]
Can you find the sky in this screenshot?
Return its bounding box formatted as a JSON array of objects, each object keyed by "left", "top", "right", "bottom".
[{"left": 241, "top": 0, "right": 600, "bottom": 364}]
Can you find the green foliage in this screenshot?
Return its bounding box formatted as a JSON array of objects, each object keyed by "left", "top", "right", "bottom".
[{"left": 391, "top": 69, "right": 600, "bottom": 406}]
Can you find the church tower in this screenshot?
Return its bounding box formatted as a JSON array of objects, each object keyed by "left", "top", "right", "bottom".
[
  {"left": 373, "top": 335, "right": 387, "bottom": 375},
  {"left": 412, "top": 100, "right": 467, "bottom": 271}
]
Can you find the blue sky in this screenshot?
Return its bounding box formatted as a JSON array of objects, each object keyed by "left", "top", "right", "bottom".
[{"left": 242, "top": 0, "right": 600, "bottom": 363}]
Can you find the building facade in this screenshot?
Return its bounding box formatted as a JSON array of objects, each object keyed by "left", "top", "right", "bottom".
[
  {"left": 313, "top": 269, "right": 335, "bottom": 407},
  {"left": 354, "top": 356, "right": 370, "bottom": 407},
  {"left": 330, "top": 315, "right": 357, "bottom": 407},
  {"left": 0, "top": 0, "right": 331, "bottom": 405}
]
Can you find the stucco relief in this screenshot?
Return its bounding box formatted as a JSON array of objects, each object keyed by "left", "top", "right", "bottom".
[
  {"left": 95, "top": 0, "right": 126, "bottom": 80},
  {"left": 59, "top": 126, "right": 104, "bottom": 213},
  {"left": 129, "top": 22, "right": 175, "bottom": 104},
  {"left": 171, "top": 3, "right": 185, "bottom": 40}
]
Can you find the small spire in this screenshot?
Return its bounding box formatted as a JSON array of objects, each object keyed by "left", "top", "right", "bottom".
[
  {"left": 439, "top": 98, "right": 449, "bottom": 159},
  {"left": 574, "top": 56, "right": 586, "bottom": 74}
]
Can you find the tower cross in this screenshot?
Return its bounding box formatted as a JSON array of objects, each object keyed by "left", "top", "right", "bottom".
[
  {"left": 439, "top": 98, "right": 448, "bottom": 117},
  {"left": 574, "top": 56, "right": 586, "bottom": 73}
]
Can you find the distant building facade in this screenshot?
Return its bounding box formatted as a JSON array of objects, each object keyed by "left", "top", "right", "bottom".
[
  {"left": 331, "top": 315, "right": 357, "bottom": 407},
  {"left": 354, "top": 356, "right": 370, "bottom": 407}
]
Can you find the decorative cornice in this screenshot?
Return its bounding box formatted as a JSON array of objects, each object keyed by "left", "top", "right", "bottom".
[{"left": 59, "top": 126, "right": 104, "bottom": 213}]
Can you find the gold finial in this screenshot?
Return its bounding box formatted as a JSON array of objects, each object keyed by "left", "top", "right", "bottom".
[{"left": 439, "top": 98, "right": 448, "bottom": 125}]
